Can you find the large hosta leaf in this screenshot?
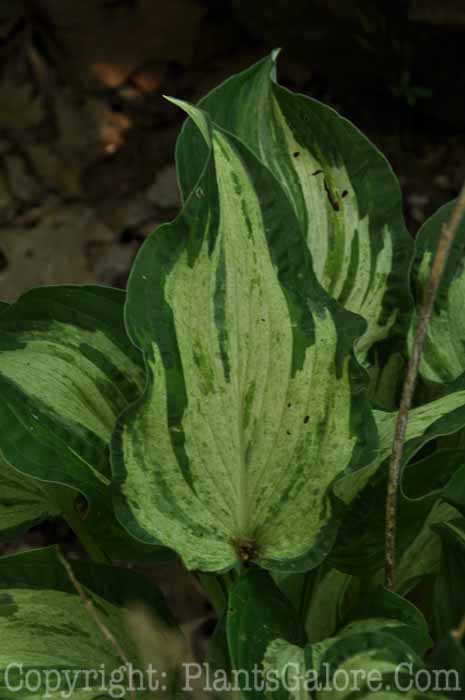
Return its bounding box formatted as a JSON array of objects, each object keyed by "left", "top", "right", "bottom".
[
  {"left": 113, "top": 104, "right": 376, "bottom": 573},
  {"left": 0, "top": 547, "right": 179, "bottom": 699},
  {"left": 0, "top": 285, "right": 144, "bottom": 505},
  {"left": 176, "top": 52, "right": 413, "bottom": 361},
  {"left": 0, "top": 286, "right": 171, "bottom": 562},
  {"left": 410, "top": 199, "right": 465, "bottom": 383}
]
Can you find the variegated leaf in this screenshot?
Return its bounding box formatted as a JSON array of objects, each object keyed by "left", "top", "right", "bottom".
[
  {"left": 331, "top": 381, "right": 465, "bottom": 579},
  {"left": 334, "top": 382, "right": 465, "bottom": 507},
  {"left": 0, "top": 287, "right": 172, "bottom": 561},
  {"left": 113, "top": 104, "right": 376, "bottom": 573},
  {"left": 0, "top": 547, "right": 179, "bottom": 699},
  {"left": 262, "top": 590, "right": 436, "bottom": 700},
  {"left": 263, "top": 639, "right": 307, "bottom": 700},
  {"left": 410, "top": 198, "right": 465, "bottom": 383},
  {"left": 0, "top": 286, "right": 144, "bottom": 505},
  {"left": 176, "top": 52, "right": 413, "bottom": 361}
]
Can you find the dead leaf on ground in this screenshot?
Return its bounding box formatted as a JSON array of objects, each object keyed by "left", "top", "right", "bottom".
[
  {"left": 31, "top": 0, "right": 206, "bottom": 89},
  {"left": 0, "top": 203, "right": 114, "bottom": 300}
]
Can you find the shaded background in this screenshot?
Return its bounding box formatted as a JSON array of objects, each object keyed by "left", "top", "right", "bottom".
[{"left": 1, "top": 0, "right": 464, "bottom": 659}]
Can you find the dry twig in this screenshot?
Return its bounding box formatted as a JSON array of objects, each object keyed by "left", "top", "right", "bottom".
[{"left": 57, "top": 549, "right": 137, "bottom": 700}]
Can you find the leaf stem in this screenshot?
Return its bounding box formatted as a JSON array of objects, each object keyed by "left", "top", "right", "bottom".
[
  {"left": 385, "top": 182, "right": 465, "bottom": 591},
  {"left": 197, "top": 572, "right": 228, "bottom": 617}
]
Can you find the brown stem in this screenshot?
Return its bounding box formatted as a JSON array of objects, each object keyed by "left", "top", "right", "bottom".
[{"left": 385, "top": 182, "right": 465, "bottom": 591}]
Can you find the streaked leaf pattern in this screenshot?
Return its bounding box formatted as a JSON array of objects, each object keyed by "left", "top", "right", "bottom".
[
  {"left": 0, "top": 547, "right": 178, "bottom": 700},
  {"left": 307, "top": 631, "right": 442, "bottom": 699},
  {"left": 262, "top": 589, "right": 437, "bottom": 699},
  {"left": 176, "top": 52, "right": 413, "bottom": 360},
  {"left": 114, "top": 104, "right": 376, "bottom": 573},
  {"left": 410, "top": 198, "right": 465, "bottom": 383},
  {"left": 0, "top": 286, "right": 144, "bottom": 505}
]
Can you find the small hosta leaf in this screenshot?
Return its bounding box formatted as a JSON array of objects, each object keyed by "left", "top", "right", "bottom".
[
  {"left": 176, "top": 52, "right": 413, "bottom": 362},
  {"left": 307, "top": 630, "right": 442, "bottom": 699},
  {"left": 333, "top": 381, "right": 465, "bottom": 509},
  {"left": 228, "top": 569, "right": 304, "bottom": 700},
  {"left": 332, "top": 449, "right": 464, "bottom": 579},
  {"left": 263, "top": 638, "right": 307, "bottom": 700},
  {"left": 410, "top": 198, "right": 465, "bottom": 383},
  {"left": 264, "top": 592, "right": 440, "bottom": 700},
  {"left": 113, "top": 105, "right": 376, "bottom": 572},
  {"left": 332, "top": 376, "right": 465, "bottom": 577}
]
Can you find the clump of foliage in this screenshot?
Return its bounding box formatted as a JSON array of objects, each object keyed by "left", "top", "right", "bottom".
[{"left": 0, "top": 52, "right": 465, "bottom": 698}]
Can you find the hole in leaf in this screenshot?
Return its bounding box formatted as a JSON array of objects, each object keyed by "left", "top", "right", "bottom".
[{"left": 304, "top": 415, "right": 309, "bottom": 424}]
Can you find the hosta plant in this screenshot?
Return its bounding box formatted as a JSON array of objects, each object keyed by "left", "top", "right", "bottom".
[{"left": 0, "top": 53, "right": 465, "bottom": 699}]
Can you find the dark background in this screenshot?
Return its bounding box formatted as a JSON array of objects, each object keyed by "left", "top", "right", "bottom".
[{"left": 0, "top": 0, "right": 464, "bottom": 656}]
